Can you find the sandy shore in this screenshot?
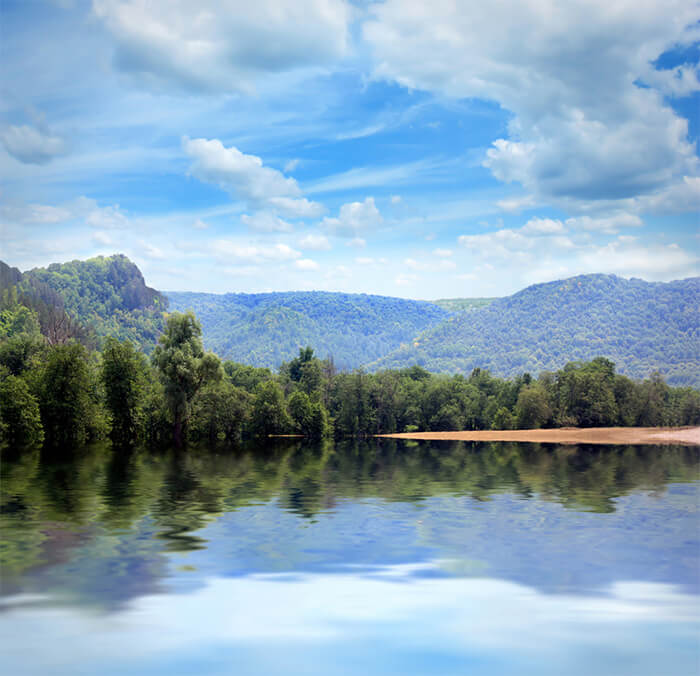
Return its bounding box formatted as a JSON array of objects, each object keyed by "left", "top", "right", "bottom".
[{"left": 376, "top": 426, "right": 700, "bottom": 446}]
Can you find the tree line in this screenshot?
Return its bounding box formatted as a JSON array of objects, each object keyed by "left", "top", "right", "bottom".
[{"left": 1, "top": 306, "right": 699, "bottom": 449}]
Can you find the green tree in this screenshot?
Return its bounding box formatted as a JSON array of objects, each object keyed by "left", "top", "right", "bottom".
[
  {"left": 515, "top": 384, "right": 552, "bottom": 429},
  {"left": 151, "top": 312, "right": 222, "bottom": 445},
  {"left": 251, "top": 380, "right": 291, "bottom": 436},
  {"left": 37, "top": 342, "right": 99, "bottom": 445},
  {"left": 0, "top": 374, "right": 44, "bottom": 446},
  {"left": 101, "top": 338, "right": 147, "bottom": 444},
  {"left": 190, "top": 382, "right": 252, "bottom": 442}
]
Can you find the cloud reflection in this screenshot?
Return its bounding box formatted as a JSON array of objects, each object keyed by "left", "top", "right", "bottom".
[{"left": 2, "top": 565, "right": 698, "bottom": 676}]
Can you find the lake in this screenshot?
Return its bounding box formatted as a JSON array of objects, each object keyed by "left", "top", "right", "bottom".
[{"left": 1, "top": 439, "right": 698, "bottom": 675}]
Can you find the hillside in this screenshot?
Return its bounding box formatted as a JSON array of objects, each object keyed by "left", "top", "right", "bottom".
[
  {"left": 372, "top": 274, "right": 700, "bottom": 387},
  {"left": 2, "top": 255, "right": 168, "bottom": 349},
  {"left": 431, "top": 297, "right": 497, "bottom": 312},
  {"left": 166, "top": 290, "right": 450, "bottom": 369}
]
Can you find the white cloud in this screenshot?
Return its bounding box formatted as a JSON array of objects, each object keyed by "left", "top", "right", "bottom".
[
  {"left": 295, "top": 258, "right": 319, "bottom": 271},
  {"left": 521, "top": 218, "right": 566, "bottom": 236},
  {"left": 85, "top": 203, "right": 131, "bottom": 229},
  {"left": 364, "top": 0, "right": 700, "bottom": 207},
  {"left": 321, "top": 197, "right": 382, "bottom": 237},
  {"left": 458, "top": 221, "right": 575, "bottom": 258},
  {"left": 497, "top": 195, "right": 537, "bottom": 213},
  {"left": 0, "top": 203, "right": 72, "bottom": 225},
  {"left": 637, "top": 176, "right": 700, "bottom": 213},
  {"left": 0, "top": 124, "right": 67, "bottom": 164},
  {"left": 268, "top": 197, "right": 324, "bottom": 219},
  {"left": 93, "top": 0, "right": 350, "bottom": 93},
  {"left": 347, "top": 237, "right": 366, "bottom": 248},
  {"left": 433, "top": 248, "right": 453, "bottom": 257},
  {"left": 390, "top": 195, "right": 401, "bottom": 204},
  {"left": 577, "top": 239, "right": 699, "bottom": 280},
  {"left": 241, "top": 212, "right": 294, "bottom": 233},
  {"left": 140, "top": 241, "right": 166, "bottom": 259},
  {"left": 183, "top": 137, "right": 323, "bottom": 217},
  {"left": 92, "top": 231, "right": 114, "bottom": 246},
  {"left": 299, "top": 233, "right": 331, "bottom": 251},
  {"left": 565, "top": 214, "right": 643, "bottom": 235},
  {"left": 213, "top": 240, "right": 301, "bottom": 264},
  {"left": 395, "top": 273, "right": 418, "bottom": 286},
  {"left": 284, "top": 158, "right": 300, "bottom": 173},
  {"left": 193, "top": 219, "right": 209, "bottom": 230}
]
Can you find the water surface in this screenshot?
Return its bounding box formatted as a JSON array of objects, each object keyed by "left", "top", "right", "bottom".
[{"left": 1, "top": 440, "right": 698, "bottom": 675}]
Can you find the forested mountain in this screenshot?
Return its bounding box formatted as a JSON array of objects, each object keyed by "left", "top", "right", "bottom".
[
  {"left": 372, "top": 274, "right": 700, "bottom": 387},
  {"left": 166, "top": 290, "right": 449, "bottom": 369},
  {"left": 3, "top": 255, "right": 698, "bottom": 388},
  {"left": 1, "top": 255, "right": 167, "bottom": 349},
  {"left": 432, "top": 297, "right": 497, "bottom": 312}
]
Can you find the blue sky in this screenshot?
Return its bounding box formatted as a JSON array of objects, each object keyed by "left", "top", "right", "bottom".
[{"left": 1, "top": 0, "right": 699, "bottom": 298}]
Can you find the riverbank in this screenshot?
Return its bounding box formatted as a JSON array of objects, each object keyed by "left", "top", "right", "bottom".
[{"left": 376, "top": 426, "right": 700, "bottom": 446}]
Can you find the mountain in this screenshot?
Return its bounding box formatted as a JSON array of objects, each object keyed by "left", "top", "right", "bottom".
[
  {"left": 166, "top": 290, "right": 450, "bottom": 369},
  {"left": 1, "top": 255, "right": 168, "bottom": 349},
  {"left": 371, "top": 274, "right": 700, "bottom": 387},
  {"left": 431, "top": 297, "right": 497, "bottom": 312},
  {"left": 3, "top": 255, "right": 698, "bottom": 388}
]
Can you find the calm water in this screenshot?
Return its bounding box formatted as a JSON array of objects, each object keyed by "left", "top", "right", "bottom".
[{"left": 1, "top": 439, "right": 699, "bottom": 675}]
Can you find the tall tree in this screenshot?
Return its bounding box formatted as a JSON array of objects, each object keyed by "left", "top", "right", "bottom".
[
  {"left": 37, "top": 342, "right": 98, "bottom": 445},
  {"left": 151, "top": 312, "right": 222, "bottom": 445},
  {"left": 101, "top": 338, "right": 147, "bottom": 445}
]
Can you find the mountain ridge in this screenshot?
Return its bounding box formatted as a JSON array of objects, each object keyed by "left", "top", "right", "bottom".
[
  {"left": 371, "top": 273, "right": 699, "bottom": 387},
  {"left": 2, "top": 256, "right": 698, "bottom": 387}
]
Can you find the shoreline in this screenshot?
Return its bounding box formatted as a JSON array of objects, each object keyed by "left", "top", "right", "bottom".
[{"left": 376, "top": 426, "right": 700, "bottom": 446}]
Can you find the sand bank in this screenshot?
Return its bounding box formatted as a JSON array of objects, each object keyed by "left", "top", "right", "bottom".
[{"left": 376, "top": 426, "right": 700, "bottom": 446}]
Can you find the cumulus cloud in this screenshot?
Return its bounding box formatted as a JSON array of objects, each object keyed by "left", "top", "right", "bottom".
[
  {"left": 298, "top": 233, "right": 331, "bottom": 251},
  {"left": 93, "top": 0, "right": 350, "bottom": 93},
  {"left": 213, "top": 240, "right": 301, "bottom": 264},
  {"left": 183, "top": 137, "right": 323, "bottom": 217},
  {"left": 85, "top": 203, "right": 131, "bottom": 229},
  {"left": 92, "top": 231, "right": 114, "bottom": 246},
  {"left": 1, "top": 196, "right": 135, "bottom": 231},
  {"left": 497, "top": 194, "right": 538, "bottom": 213},
  {"left": 268, "top": 197, "right": 324, "bottom": 219},
  {"left": 521, "top": 218, "right": 566, "bottom": 236},
  {"left": 321, "top": 197, "right": 382, "bottom": 237},
  {"left": 295, "top": 258, "right": 319, "bottom": 271},
  {"left": 241, "top": 212, "right": 294, "bottom": 233},
  {"left": 0, "top": 203, "right": 72, "bottom": 225},
  {"left": 458, "top": 222, "right": 575, "bottom": 258},
  {"left": 364, "top": 0, "right": 700, "bottom": 207},
  {"left": 565, "top": 214, "right": 643, "bottom": 235},
  {"left": 576, "top": 239, "right": 699, "bottom": 280},
  {"left": 0, "top": 124, "right": 67, "bottom": 164}
]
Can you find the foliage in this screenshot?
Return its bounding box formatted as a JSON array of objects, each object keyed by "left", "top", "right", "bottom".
[
  {"left": 1, "top": 255, "right": 168, "bottom": 351},
  {"left": 36, "top": 342, "right": 104, "bottom": 445},
  {"left": 166, "top": 289, "right": 449, "bottom": 370},
  {"left": 373, "top": 274, "right": 700, "bottom": 388},
  {"left": 101, "top": 338, "right": 148, "bottom": 444},
  {"left": 432, "top": 297, "right": 497, "bottom": 312},
  {"left": 0, "top": 374, "right": 44, "bottom": 446},
  {"left": 151, "top": 312, "right": 223, "bottom": 445},
  {"left": 250, "top": 380, "right": 292, "bottom": 436},
  {"left": 190, "top": 382, "right": 252, "bottom": 442}
]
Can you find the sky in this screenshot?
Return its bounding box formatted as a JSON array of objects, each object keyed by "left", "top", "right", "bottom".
[{"left": 1, "top": 0, "right": 699, "bottom": 299}]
